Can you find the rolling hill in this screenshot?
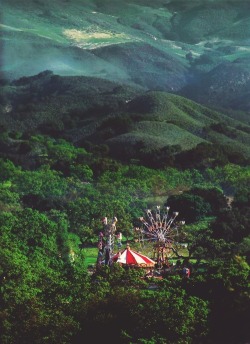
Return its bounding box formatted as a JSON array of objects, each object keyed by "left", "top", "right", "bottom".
[{"left": 1, "top": 72, "right": 250, "bottom": 161}]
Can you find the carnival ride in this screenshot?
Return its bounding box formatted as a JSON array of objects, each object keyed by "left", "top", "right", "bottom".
[
  {"left": 112, "top": 245, "right": 155, "bottom": 268},
  {"left": 134, "top": 206, "right": 185, "bottom": 267},
  {"left": 96, "top": 206, "right": 185, "bottom": 269},
  {"left": 97, "top": 216, "right": 121, "bottom": 266}
]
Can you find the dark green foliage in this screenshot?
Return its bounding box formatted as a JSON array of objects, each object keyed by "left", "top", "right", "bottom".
[
  {"left": 98, "top": 114, "right": 133, "bottom": 137},
  {"left": 75, "top": 266, "right": 209, "bottom": 344},
  {"left": 189, "top": 187, "right": 228, "bottom": 215},
  {"left": 0, "top": 159, "right": 19, "bottom": 181},
  {"left": 175, "top": 142, "right": 249, "bottom": 169},
  {"left": 238, "top": 237, "right": 250, "bottom": 264},
  {"left": 236, "top": 124, "right": 250, "bottom": 134},
  {"left": 233, "top": 187, "right": 250, "bottom": 208},
  {"left": 138, "top": 145, "right": 182, "bottom": 169},
  {"left": 208, "top": 122, "right": 237, "bottom": 139},
  {"left": 184, "top": 257, "right": 250, "bottom": 344},
  {"left": 211, "top": 207, "right": 250, "bottom": 243},
  {"left": 0, "top": 95, "right": 250, "bottom": 343},
  {"left": 167, "top": 193, "right": 212, "bottom": 223}
]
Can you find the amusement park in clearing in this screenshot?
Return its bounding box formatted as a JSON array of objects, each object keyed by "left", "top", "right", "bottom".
[{"left": 96, "top": 206, "right": 190, "bottom": 278}]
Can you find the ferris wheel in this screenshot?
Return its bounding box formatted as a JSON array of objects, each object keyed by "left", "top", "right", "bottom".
[{"left": 134, "top": 206, "right": 185, "bottom": 266}]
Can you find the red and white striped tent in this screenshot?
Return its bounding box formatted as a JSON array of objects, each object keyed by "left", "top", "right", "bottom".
[{"left": 112, "top": 246, "right": 155, "bottom": 268}]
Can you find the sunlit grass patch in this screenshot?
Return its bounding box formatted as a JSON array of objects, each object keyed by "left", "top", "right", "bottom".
[
  {"left": 63, "top": 28, "right": 135, "bottom": 49},
  {"left": 83, "top": 247, "right": 98, "bottom": 267}
]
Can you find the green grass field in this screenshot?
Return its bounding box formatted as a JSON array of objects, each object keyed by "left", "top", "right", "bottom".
[{"left": 82, "top": 247, "right": 98, "bottom": 267}]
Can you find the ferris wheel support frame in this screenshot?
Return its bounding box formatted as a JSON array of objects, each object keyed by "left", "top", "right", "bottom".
[{"left": 135, "top": 205, "right": 185, "bottom": 267}]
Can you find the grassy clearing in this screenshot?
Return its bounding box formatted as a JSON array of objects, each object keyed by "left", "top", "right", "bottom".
[
  {"left": 82, "top": 247, "right": 98, "bottom": 267},
  {"left": 63, "top": 28, "right": 136, "bottom": 49}
]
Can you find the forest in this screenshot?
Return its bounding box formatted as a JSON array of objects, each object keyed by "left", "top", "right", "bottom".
[
  {"left": 2, "top": 0, "right": 250, "bottom": 342},
  {"left": 0, "top": 110, "right": 249, "bottom": 343}
]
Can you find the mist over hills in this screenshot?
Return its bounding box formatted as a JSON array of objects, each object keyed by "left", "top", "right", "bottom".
[{"left": 2, "top": 0, "right": 250, "bottom": 111}]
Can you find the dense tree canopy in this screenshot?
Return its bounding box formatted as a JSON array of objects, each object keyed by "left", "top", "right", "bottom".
[{"left": 0, "top": 132, "right": 249, "bottom": 344}]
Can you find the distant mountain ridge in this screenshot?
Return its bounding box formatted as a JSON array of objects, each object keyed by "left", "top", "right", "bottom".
[{"left": 2, "top": 0, "right": 250, "bottom": 111}]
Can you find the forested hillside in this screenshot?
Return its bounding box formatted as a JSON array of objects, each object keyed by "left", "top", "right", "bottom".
[
  {"left": 0, "top": 78, "right": 250, "bottom": 342},
  {"left": 1, "top": 72, "right": 250, "bottom": 167},
  {"left": 1, "top": 0, "right": 250, "bottom": 343}
]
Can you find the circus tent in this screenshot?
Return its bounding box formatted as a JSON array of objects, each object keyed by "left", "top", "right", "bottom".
[{"left": 112, "top": 246, "right": 155, "bottom": 268}]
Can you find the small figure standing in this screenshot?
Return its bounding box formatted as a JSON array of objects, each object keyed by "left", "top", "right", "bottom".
[
  {"left": 117, "top": 232, "right": 122, "bottom": 249},
  {"left": 145, "top": 268, "right": 154, "bottom": 279},
  {"left": 183, "top": 266, "right": 190, "bottom": 278},
  {"left": 97, "top": 250, "right": 103, "bottom": 266}
]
